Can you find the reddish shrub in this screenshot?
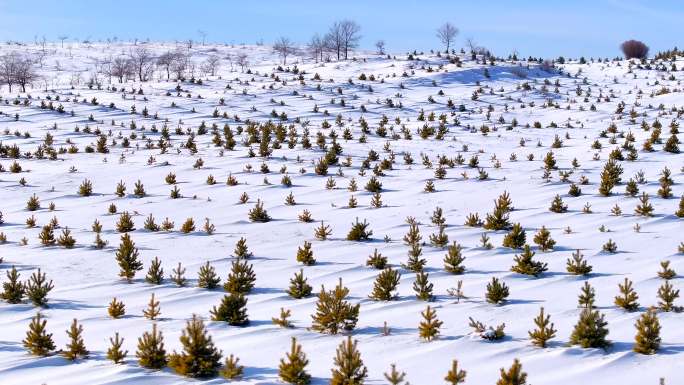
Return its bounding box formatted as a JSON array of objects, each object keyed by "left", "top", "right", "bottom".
[{"left": 621, "top": 40, "right": 649, "bottom": 59}]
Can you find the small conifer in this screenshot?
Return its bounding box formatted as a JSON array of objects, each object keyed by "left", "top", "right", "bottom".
[
  {"left": 370, "top": 268, "right": 401, "bottom": 301},
  {"left": 278, "top": 337, "right": 311, "bottom": 385},
  {"left": 418, "top": 305, "right": 443, "bottom": 341},
  {"left": 486, "top": 277, "right": 509, "bottom": 305},
  {"left": 115, "top": 233, "right": 143, "bottom": 283},
  {"left": 311, "top": 279, "right": 359, "bottom": 334},
  {"left": 23, "top": 312, "right": 55, "bottom": 356},
  {"left": 63, "top": 318, "right": 88, "bottom": 360},
  {"left": 145, "top": 257, "right": 164, "bottom": 284},
  {"left": 198, "top": 262, "right": 221, "bottom": 289},
  {"left": 331, "top": 336, "right": 368, "bottom": 385},
  {"left": 496, "top": 359, "right": 527, "bottom": 385},
  {"left": 570, "top": 309, "right": 610, "bottom": 349},
  {"left": 287, "top": 269, "right": 313, "bottom": 299},
  {"left": 25, "top": 268, "right": 54, "bottom": 307},
  {"left": 107, "top": 332, "right": 128, "bottom": 364},
  {"left": 136, "top": 323, "right": 167, "bottom": 369},
  {"left": 296, "top": 241, "right": 316, "bottom": 265},
  {"left": 443, "top": 241, "right": 466, "bottom": 274},
  {"left": 614, "top": 278, "right": 639, "bottom": 311},
  {"left": 413, "top": 271, "right": 434, "bottom": 301},
  {"left": 444, "top": 360, "right": 467, "bottom": 384},
  {"left": 528, "top": 307, "right": 556, "bottom": 347},
  {"left": 168, "top": 314, "right": 222, "bottom": 377},
  {"left": 220, "top": 354, "right": 244, "bottom": 380},
  {"left": 502, "top": 223, "right": 526, "bottom": 249},
  {"left": 224, "top": 260, "right": 256, "bottom": 294},
  {"left": 633, "top": 309, "right": 661, "bottom": 354},
  {"left": 511, "top": 245, "right": 548, "bottom": 277},
  {"left": 143, "top": 293, "right": 161, "bottom": 320},
  {"left": 108, "top": 297, "right": 126, "bottom": 318},
  {"left": 210, "top": 294, "right": 249, "bottom": 325},
  {"left": 1, "top": 266, "right": 25, "bottom": 303}
]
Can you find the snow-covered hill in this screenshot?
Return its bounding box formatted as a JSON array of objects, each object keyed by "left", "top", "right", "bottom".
[{"left": 0, "top": 42, "right": 682, "bottom": 385}]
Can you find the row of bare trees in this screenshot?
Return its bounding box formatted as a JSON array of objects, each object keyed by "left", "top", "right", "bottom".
[
  {"left": 305, "top": 20, "right": 362, "bottom": 63},
  {"left": 95, "top": 46, "right": 231, "bottom": 83},
  {"left": 0, "top": 53, "right": 39, "bottom": 92}
]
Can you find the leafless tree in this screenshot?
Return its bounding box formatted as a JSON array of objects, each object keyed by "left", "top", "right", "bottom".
[
  {"left": 203, "top": 54, "right": 221, "bottom": 76},
  {"left": 436, "top": 22, "right": 458, "bottom": 53},
  {"left": 308, "top": 33, "right": 326, "bottom": 63},
  {"left": 0, "top": 53, "right": 20, "bottom": 92},
  {"left": 57, "top": 35, "right": 69, "bottom": 48},
  {"left": 15, "top": 56, "right": 39, "bottom": 92},
  {"left": 225, "top": 53, "right": 234, "bottom": 71},
  {"left": 171, "top": 51, "right": 189, "bottom": 79},
  {"left": 273, "top": 37, "right": 296, "bottom": 65},
  {"left": 157, "top": 51, "right": 176, "bottom": 80},
  {"left": 339, "top": 20, "right": 361, "bottom": 60},
  {"left": 129, "top": 46, "right": 154, "bottom": 82},
  {"left": 325, "top": 22, "right": 344, "bottom": 61},
  {"left": 375, "top": 40, "right": 386, "bottom": 55},
  {"left": 198, "top": 30, "right": 207, "bottom": 46},
  {"left": 466, "top": 38, "right": 477, "bottom": 53},
  {"left": 110, "top": 56, "right": 133, "bottom": 83},
  {"left": 236, "top": 53, "right": 248, "bottom": 72}
]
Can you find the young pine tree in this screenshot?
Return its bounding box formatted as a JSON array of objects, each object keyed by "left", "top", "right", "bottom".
[
  {"left": 63, "top": 318, "right": 88, "bottom": 360},
  {"left": 210, "top": 294, "right": 249, "bottom": 326},
  {"left": 108, "top": 297, "right": 126, "bottom": 318},
  {"left": 444, "top": 360, "right": 467, "bottom": 384},
  {"left": 224, "top": 260, "right": 256, "bottom": 295},
  {"left": 384, "top": 364, "right": 407, "bottom": 385},
  {"left": 145, "top": 257, "right": 164, "bottom": 284},
  {"left": 311, "top": 279, "right": 359, "bottom": 334},
  {"left": 370, "top": 268, "right": 401, "bottom": 301},
  {"left": 296, "top": 241, "right": 316, "bottom": 266},
  {"left": 168, "top": 314, "right": 222, "bottom": 378},
  {"left": 418, "top": 305, "right": 443, "bottom": 341},
  {"left": 233, "top": 237, "right": 252, "bottom": 258},
  {"left": 578, "top": 281, "right": 595, "bottom": 308},
  {"left": 25, "top": 268, "right": 54, "bottom": 307},
  {"left": 22, "top": 312, "right": 55, "bottom": 356},
  {"left": 570, "top": 308, "right": 610, "bottom": 349},
  {"left": 413, "top": 271, "right": 434, "bottom": 301},
  {"left": 331, "top": 336, "right": 368, "bottom": 385},
  {"left": 198, "top": 262, "right": 221, "bottom": 289},
  {"left": 528, "top": 307, "right": 556, "bottom": 347},
  {"left": 657, "top": 280, "right": 680, "bottom": 312},
  {"left": 278, "top": 337, "right": 311, "bottom": 385},
  {"left": 143, "top": 293, "right": 161, "bottom": 320},
  {"left": 502, "top": 223, "right": 526, "bottom": 249},
  {"left": 566, "top": 250, "right": 592, "bottom": 275},
  {"left": 614, "top": 278, "right": 639, "bottom": 311},
  {"left": 115, "top": 233, "right": 143, "bottom": 283},
  {"left": 633, "top": 309, "right": 661, "bottom": 355},
  {"left": 1, "top": 266, "right": 25, "bottom": 303},
  {"left": 287, "top": 269, "right": 313, "bottom": 299},
  {"left": 496, "top": 359, "right": 528, "bottom": 385},
  {"left": 443, "top": 241, "right": 466, "bottom": 274},
  {"left": 486, "top": 277, "right": 510, "bottom": 305},
  {"left": 136, "top": 323, "right": 167, "bottom": 369},
  {"left": 107, "top": 332, "right": 128, "bottom": 364},
  {"left": 532, "top": 226, "right": 555, "bottom": 251},
  {"left": 510, "top": 245, "right": 548, "bottom": 277},
  {"left": 220, "top": 354, "right": 244, "bottom": 380}
]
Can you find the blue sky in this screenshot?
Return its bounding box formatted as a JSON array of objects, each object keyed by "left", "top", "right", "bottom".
[{"left": 0, "top": 0, "right": 682, "bottom": 58}]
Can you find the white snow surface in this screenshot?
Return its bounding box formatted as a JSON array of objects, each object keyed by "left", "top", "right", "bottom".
[{"left": 0, "top": 42, "right": 682, "bottom": 385}]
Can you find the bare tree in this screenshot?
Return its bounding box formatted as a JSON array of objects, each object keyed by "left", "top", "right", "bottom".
[
  {"left": 465, "top": 38, "right": 477, "bottom": 54},
  {"left": 57, "top": 35, "right": 69, "bottom": 48},
  {"left": 308, "top": 33, "right": 326, "bottom": 63},
  {"left": 0, "top": 53, "right": 19, "bottom": 93},
  {"left": 325, "top": 22, "right": 344, "bottom": 61},
  {"left": 203, "top": 54, "right": 221, "bottom": 76},
  {"left": 339, "top": 20, "right": 361, "bottom": 60},
  {"left": 225, "top": 53, "right": 233, "bottom": 71},
  {"left": 375, "top": 40, "right": 386, "bottom": 55},
  {"left": 157, "top": 51, "right": 175, "bottom": 80},
  {"left": 436, "top": 22, "right": 458, "bottom": 53},
  {"left": 110, "top": 56, "right": 133, "bottom": 83},
  {"left": 171, "top": 51, "right": 189, "bottom": 79},
  {"left": 236, "top": 53, "right": 248, "bottom": 72},
  {"left": 15, "top": 56, "right": 39, "bottom": 92},
  {"left": 273, "top": 37, "right": 296, "bottom": 65},
  {"left": 198, "top": 30, "right": 207, "bottom": 45},
  {"left": 129, "top": 46, "right": 154, "bottom": 82}
]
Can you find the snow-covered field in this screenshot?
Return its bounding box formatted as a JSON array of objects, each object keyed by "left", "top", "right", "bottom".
[{"left": 0, "top": 42, "right": 682, "bottom": 385}]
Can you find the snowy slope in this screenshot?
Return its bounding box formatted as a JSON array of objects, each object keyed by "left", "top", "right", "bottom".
[{"left": 0, "top": 42, "right": 682, "bottom": 385}]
